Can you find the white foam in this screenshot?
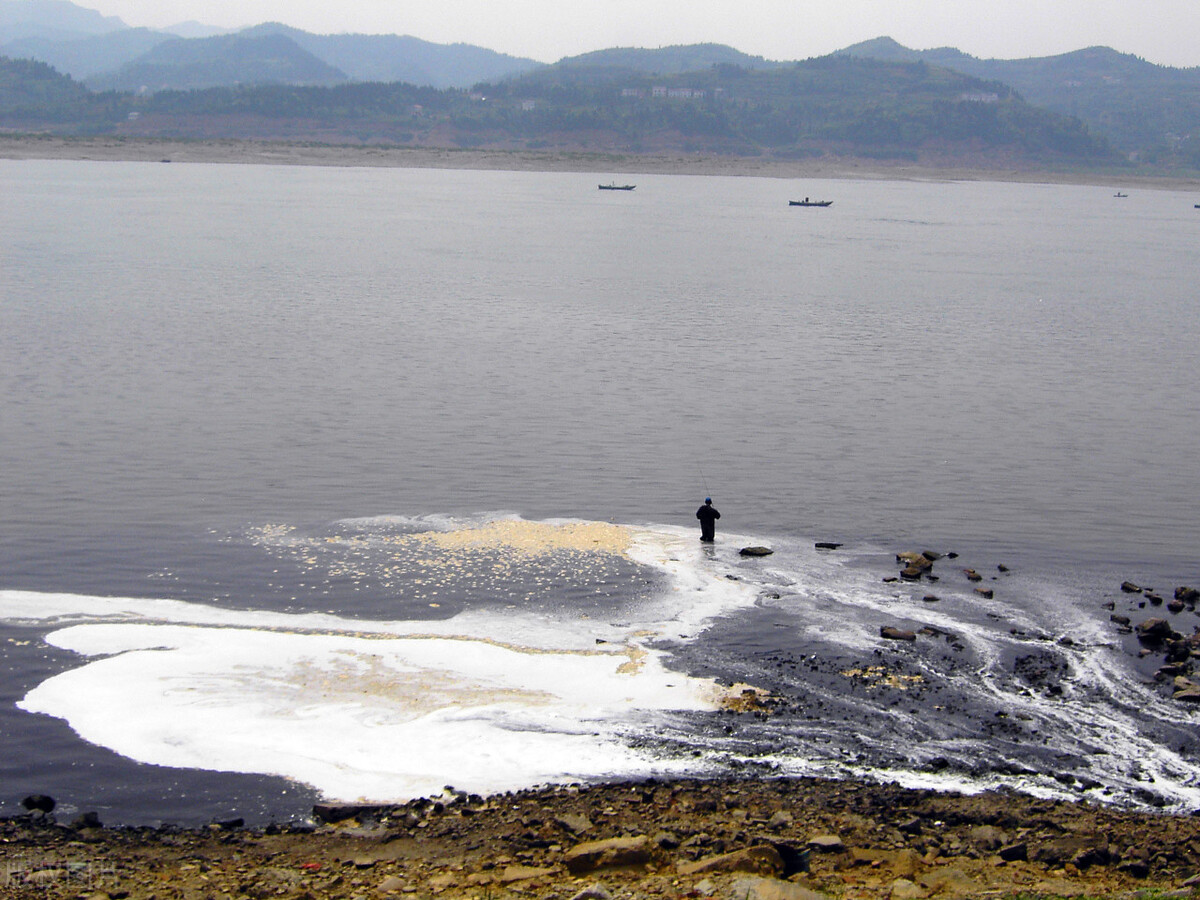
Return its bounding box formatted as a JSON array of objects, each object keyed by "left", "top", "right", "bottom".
[
  {"left": 1, "top": 518, "right": 768, "bottom": 802},
  {"left": 18, "top": 619, "right": 725, "bottom": 801}
]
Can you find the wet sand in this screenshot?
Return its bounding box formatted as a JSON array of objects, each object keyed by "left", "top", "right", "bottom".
[{"left": 3, "top": 135, "right": 1199, "bottom": 191}]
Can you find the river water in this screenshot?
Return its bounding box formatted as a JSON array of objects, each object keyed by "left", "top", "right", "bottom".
[{"left": 1, "top": 160, "right": 1198, "bottom": 824}]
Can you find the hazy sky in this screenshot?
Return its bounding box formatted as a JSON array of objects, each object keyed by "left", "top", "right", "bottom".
[{"left": 84, "top": 0, "right": 1200, "bottom": 68}]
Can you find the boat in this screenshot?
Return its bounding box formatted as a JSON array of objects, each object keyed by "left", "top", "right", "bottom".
[
  {"left": 599, "top": 182, "right": 636, "bottom": 191},
  {"left": 789, "top": 198, "right": 832, "bottom": 207},
  {"left": 1114, "top": 192, "right": 1128, "bottom": 198}
]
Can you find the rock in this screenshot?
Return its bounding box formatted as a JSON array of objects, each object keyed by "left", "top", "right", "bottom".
[
  {"left": 919, "top": 869, "right": 978, "bottom": 895},
  {"left": 974, "top": 587, "right": 994, "bottom": 599},
  {"left": 728, "top": 876, "right": 831, "bottom": 900},
  {"left": 1168, "top": 599, "right": 1186, "bottom": 614},
  {"left": 21, "top": 794, "right": 55, "bottom": 813},
  {"left": 569, "top": 883, "right": 613, "bottom": 900},
  {"left": 806, "top": 834, "right": 845, "bottom": 853},
  {"left": 654, "top": 831, "right": 680, "bottom": 849},
  {"left": 740, "top": 546, "right": 774, "bottom": 557},
  {"left": 899, "top": 566, "right": 926, "bottom": 581},
  {"left": 1175, "top": 586, "right": 1199, "bottom": 604},
  {"left": 1122, "top": 581, "right": 1143, "bottom": 593},
  {"left": 849, "top": 848, "right": 920, "bottom": 879},
  {"left": 564, "top": 836, "right": 654, "bottom": 874},
  {"left": 881, "top": 626, "right": 917, "bottom": 642},
  {"left": 72, "top": 811, "right": 103, "bottom": 829},
  {"left": 498, "top": 865, "right": 556, "bottom": 883},
  {"left": 964, "top": 569, "right": 982, "bottom": 582},
  {"left": 1110, "top": 614, "right": 1131, "bottom": 625},
  {"left": 677, "top": 845, "right": 785, "bottom": 877},
  {"left": 889, "top": 879, "right": 927, "bottom": 900},
  {"left": 556, "top": 812, "right": 593, "bottom": 835},
  {"left": 312, "top": 803, "right": 380, "bottom": 824},
  {"left": 1146, "top": 593, "right": 1163, "bottom": 606},
  {"left": 814, "top": 542, "right": 842, "bottom": 551},
  {"left": 1172, "top": 687, "right": 1200, "bottom": 703},
  {"left": 921, "top": 595, "right": 940, "bottom": 602},
  {"left": 377, "top": 875, "right": 407, "bottom": 893},
  {"left": 767, "top": 810, "right": 793, "bottom": 831},
  {"left": 1136, "top": 618, "right": 1175, "bottom": 643},
  {"left": 999, "top": 843, "right": 1028, "bottom": 862},
  {"left": 969, "top": 825, "right": 1006, "bottom": 851}
]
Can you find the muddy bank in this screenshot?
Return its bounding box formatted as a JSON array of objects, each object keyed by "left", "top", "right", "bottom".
[
  {"left": 5, "top": 777, "right": 1200, "bottom": 899},
  {"left": 3, "top": 135, "right": 1199, "bottom": 191}
]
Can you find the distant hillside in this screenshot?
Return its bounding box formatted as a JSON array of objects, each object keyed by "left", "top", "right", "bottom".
[
  {"left": 242, "top": 23, "right": 541, "bottom": 88},
  {"left": 482, "top": 54, "right": 1113, "bottom": 163},
  {"left": 1, "top": 26, "right": 168, "bottom": 78},
  {"left": 0, "top": 53, "right": 82, "bottom": 106},
  {"left": 839, "top": 37, "right": 1200, "bottom": 166},
  {"left": 554, "top": 43, "right": 784, "bottom": 76},
  {"left": 85, "top": 33, "right": 347, "bottom": 92},
  {"left": 0, "top": 0, "right": 125, "bottom": 41}
]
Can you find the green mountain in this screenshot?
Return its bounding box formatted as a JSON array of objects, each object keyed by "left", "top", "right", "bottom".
[
  {"left": 84, "top": 33, "right": 347, "bottom": 92},
  {"left": 0, "top": 0, "right": 125, "bottom": 41},
  {"left": 241, "top": 23, "right": 541, "bottom": 89},
  {"left": 554, "top": 43, "right": 784, "bottom": 76},
  {"left": 479, "top": 54, "right": 1113, "bottom": 163},
  {"left": 1, "top": 26, "right": 169, "bottom": 78},
  {"left": 839, "top": 37, "right": 1200, "bottom": 165}
]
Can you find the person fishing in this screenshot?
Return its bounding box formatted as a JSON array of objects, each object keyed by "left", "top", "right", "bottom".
[{"left": 696, "top": 497, "right": 720, "bottom": 543}]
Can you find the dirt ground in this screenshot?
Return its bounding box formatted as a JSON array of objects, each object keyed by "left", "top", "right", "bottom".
[{"left": 5, "top": 777, "right": 1200, "bottom": 900}]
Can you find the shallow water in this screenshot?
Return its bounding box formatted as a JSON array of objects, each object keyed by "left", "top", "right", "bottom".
[{"left": 1, "top": 161, "right": 1198, "bottom": 823}]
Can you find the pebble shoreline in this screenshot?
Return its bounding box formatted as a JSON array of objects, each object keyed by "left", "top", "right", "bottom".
[{"left": 5, "top": 776, "right": 1200, "bottom": 900}]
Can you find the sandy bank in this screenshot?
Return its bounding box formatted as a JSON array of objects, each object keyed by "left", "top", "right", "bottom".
[{"left": 3, "top": 135, "right": 1200, "bottom": 191}]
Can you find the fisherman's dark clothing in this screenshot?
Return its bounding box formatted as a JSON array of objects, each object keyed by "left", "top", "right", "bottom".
[{"left": 696, "top": 502, "right": 720, "bottom": 543}]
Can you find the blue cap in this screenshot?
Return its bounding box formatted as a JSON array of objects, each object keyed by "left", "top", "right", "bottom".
[{"left": 705, "top": 498, "right": 712, "bottom": 503}]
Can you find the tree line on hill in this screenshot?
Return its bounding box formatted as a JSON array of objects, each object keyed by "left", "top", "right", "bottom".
[{"left": 0, "top": 51, "right": 1124, "bottom": 166}]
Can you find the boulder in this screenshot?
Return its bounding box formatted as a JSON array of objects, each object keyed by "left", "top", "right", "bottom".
[
  {"left": 974, "top": 587, "right": 994, "bottom": 599},
  {"left": 498, "top": 865, "right": 556, "bottom": 884},
  {"left": 312, "top": 803, "right": 382, "bottom": 823},
  {"left": 21, "top": 795, "right": 55, "bottom": 813},
  {"left": 556, "top": 812, "right": 593, "bottom": 835},
  {"left": 1122, "top": 581, "right": 1143, "bottom": 593},
  {"left": 1175, "top": 586, "right": 1199, "bottom": 604},
  {"left": 564, "top": 836, "right": 655, "bottom": 875},
  {"left": 814, "top": 542, "right": 842, "bottom": 551},
  {"left": 806, "top": 834, "right": 845, "bottom": 853},
  {"left": 677, "top": 845, "right": 785, "bottom": 877},
  {"left": 740, "top": 546, "right": 774, "bottom": 557},
  {"left": 881, "top": 626, "right": 917, "bottom": 642},
  {"left": 1136, "top": 618, "right": 1175, "bottom": 643},
  {"left": 569, "top": 884, "right": 613, "bottom": 900},
  {"left": 964, "top": 569, "right": 982, "bottom": 582}
]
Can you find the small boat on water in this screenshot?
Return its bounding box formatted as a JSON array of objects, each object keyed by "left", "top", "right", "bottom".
[
  {"left": 789, "top": 198, "right": 832, "bottom": 207},
  {"left": 599, "top": 182, "right": 636, "bottom": 191},
  {"left": 1114, "top": 192, "right": 1128, "bottom": 198}
]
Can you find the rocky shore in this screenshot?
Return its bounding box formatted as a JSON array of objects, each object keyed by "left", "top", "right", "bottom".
[{"left": 6, "top": 777, "right": 1200, "bottom": 900}]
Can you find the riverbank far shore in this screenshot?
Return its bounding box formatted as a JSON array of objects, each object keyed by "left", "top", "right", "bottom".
[
  {"left": 5, "top": 776, "right": 1200, "bottom": 899},
  {"left": 3, "top": 135, "right": 1200, "bottom": 191}
]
